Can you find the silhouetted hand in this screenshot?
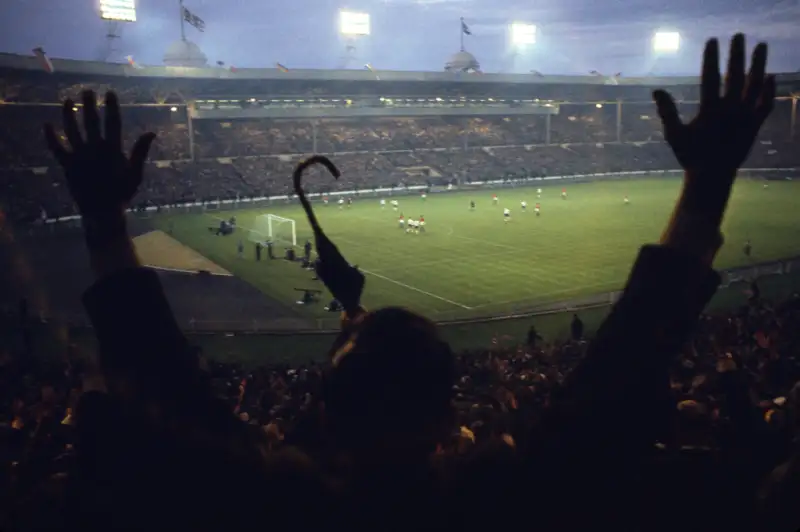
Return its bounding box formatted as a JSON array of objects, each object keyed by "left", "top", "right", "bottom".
[
  {"left": 44, "top": 90, "right": 155, "bottom": 219},
  {"left": 653, "top": 34, "right": 775, "bottom": 177}
]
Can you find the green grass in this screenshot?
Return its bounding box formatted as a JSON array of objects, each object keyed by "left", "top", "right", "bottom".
[{"left": 153, "top": 177, "right": 800, "bottom": 323}]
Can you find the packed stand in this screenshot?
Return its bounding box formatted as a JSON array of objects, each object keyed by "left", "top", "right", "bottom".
[
  {"left": 2, "top": 97, "right": 798, "bottom": 223},
  {"left": 4, "top": 35, "right": 800, "bottom": 532}
]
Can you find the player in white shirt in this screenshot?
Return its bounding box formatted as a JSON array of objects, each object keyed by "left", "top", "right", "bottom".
[
  {"left": 624, "top": 195, "right": 630, "bottom": 205},
  {"left": 503, "top": 208, "right": 511, "bottom": 222},
  {"left": 521, "top": 200, "right": 527, "bottom": 212},
  {"left": 406, "top": 219, "right": 418, "bottom": 234},
  {"left": 391, "top": 199, "right": 399, "bottom": 211},
  {"left": 338, "top": 198, "right": 345, "bottom": 209},
  {"left": 537, "top": 188, "right": 542, "bottom": 199},
  {"left": 380, "top": 198, "right": 386, "bottom": 209}
]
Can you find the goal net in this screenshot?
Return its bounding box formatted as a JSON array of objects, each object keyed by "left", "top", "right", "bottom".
[{"left": 249, "top": 214, "right": 297, "bottom": 247}]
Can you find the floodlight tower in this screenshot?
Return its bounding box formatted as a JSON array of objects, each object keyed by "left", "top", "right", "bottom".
[
  {"left": 338, "top": 10, "right": 370, "bottom": 69},
  {"left": 97, "top": 0, "right": 137, "bottom": 62},
  {"left": 510, "top": 22, "right": 537, "bottom": 48},
  {"left": 506, "top": 22, "right": 537, "bottom": 73},
  {"left": 652, "top": 31, "right": 680, "bottom": 54}
]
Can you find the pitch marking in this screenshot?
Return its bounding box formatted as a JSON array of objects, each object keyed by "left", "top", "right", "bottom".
[{"left": 208, "top": 215, "right": 473, "bottom": 310}]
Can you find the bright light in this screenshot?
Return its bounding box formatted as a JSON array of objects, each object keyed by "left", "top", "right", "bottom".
[
  {"left": 170, "top": 106, "right": 178, "bottom": 112},
  {"left": 339, "top": 10, "right": 370, "bottom": 36},
  {"left": 99, "top": 0, "right": 137, "bottom": 22},
  {"left": 595, "top": 103, "right": 603, "bottom": 109},
  {"left": 653, "top": 31, "right": 680, "bottom": 52},
  {"left": 510, "top": 23, "right": 537, "bottom": 46}
]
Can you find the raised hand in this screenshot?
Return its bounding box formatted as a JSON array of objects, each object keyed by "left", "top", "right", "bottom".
[
  {"left": 44, "top": 90, "right": 155, "bottom": 219},
  {"left": 653, "top": 34, "right": 775, "bottom": 176}
]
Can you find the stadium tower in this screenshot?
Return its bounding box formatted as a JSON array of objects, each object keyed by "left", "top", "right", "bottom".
[
  {"left": 164, "top": 0, "right": 208, "bottom": 67},
  {"left": 445, "top": 18, "right": 480, "bottom": 72}
]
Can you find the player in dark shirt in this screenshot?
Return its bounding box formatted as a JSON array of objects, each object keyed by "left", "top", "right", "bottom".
[
  {"left": 304, "top": 240, "right": 312, "bottom": 261},
  {"left": 470, "top": 200, "right": 476, "bottom": 211},
  {"left": 744, "top": 239, "right": 752, "bottom": 258}
]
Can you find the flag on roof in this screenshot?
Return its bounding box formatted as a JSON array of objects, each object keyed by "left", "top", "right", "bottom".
[
  {"left": 182, "top": 6, "right": 205, "bottom": 32},
  {"left": 126, "top": 55, "right": 142, "bottom": 69},
  {"left": 461, "top": 18, "right": 471, "bottom": 35},
  {"left": 364, "top": 64, "right": 380, "bottom": 80},
  {"left": 589, "top": 70, "right": 603, "bottom": 76},
  {"left": 276, "top": 62, "right": 289, "bottom": 72},
  {"left": 32, "top": 47, "right": 54, "bottom": 73}
]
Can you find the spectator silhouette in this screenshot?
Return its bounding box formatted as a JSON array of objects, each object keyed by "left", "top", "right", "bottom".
[
  {"left": 20, "top": 33, "right": 784, "bottom": 532},
  {"left": 571, "top": 313, "right": 584, "bottom": 341}
]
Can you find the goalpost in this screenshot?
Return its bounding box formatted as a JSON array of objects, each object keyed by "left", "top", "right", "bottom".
[{"left": 249, "top": 214, "right": 297, "bottom": 247}]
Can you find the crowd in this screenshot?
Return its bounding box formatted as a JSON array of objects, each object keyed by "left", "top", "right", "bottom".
[
  {"left": 2, "top": 35, "right": 800, "bottom": 532},
  {"left": 3, "top": 287, "right": 800, "bottom": 531},
  {"left": 1, "top": 111, "right": 798, "bottom": 221}
]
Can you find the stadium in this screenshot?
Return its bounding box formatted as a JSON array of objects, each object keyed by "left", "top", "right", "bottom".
[
  {"left": 6, "top": 0, "right": 800, "bottom": 528},
  {"left": 2, "top": 49, "right": 800, "bottom": 346}
]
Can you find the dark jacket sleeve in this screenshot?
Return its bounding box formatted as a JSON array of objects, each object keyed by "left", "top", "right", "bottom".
[
  {"left": 718, "top": 371, "right": 784, "bottom": 478},
  {"left": 82, "top": 267, "right": 199, "bottom": 396},
  {"left": 537, "top": 245, "right": 721, "bottom": 456}
]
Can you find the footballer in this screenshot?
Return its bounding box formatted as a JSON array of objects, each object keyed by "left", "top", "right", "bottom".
[
  {"left": 537, "top": 188, "right": 542, "bottom": 199},
  {"left": 503, "top": 207, "right": 511, "bottom": 222},
  {"left": 535, "top": 203, "right": 541, "bottom": 216},
  {"left": 398, "top": 213, "right": 405, "bottom": 229},
  {"left": 380, "top": 198, "right": 386, "bottom": 209},
  {"left": 492, "top": 194, "right": 499, "bottom": 205},
  {"left": 470, "top": 200, "right": 476, "bottom": 211},
  {"left": 521, "top": 200, "right": 527, "bottom": 212},
  {"left": 561, "top": 188, "right": 567, "bottom": 200}
]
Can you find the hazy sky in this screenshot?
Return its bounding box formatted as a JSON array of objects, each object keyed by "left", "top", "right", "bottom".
[{"left": 1, "top": 0, "right": 798, "bottom": 75}]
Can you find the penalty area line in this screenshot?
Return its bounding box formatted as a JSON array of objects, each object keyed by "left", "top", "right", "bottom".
[
  {"left": 357, "top": 268, "right": 473, "bottom": 310},
  {"left": 207, "top": 215, "right": 472, "bottom": 310}
]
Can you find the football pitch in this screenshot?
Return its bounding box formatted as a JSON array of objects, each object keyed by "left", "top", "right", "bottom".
[{"left": 153, "top": 177, "right": 800, "bottom": 322}]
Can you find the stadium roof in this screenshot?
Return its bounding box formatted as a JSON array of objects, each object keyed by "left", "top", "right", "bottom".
[{"left": 1, "top": 52, "right": 799, "bottom": 89}]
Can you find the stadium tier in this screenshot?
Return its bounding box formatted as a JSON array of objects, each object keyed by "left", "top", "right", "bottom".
[{"left": 0, "top": 53, "right": 799, "bottom": 222}]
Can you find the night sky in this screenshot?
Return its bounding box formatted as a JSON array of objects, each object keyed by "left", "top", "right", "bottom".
[{"left": 1, "top": 0, "right": 798, "bottom": 75}]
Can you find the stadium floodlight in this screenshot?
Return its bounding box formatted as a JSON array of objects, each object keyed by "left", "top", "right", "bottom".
[
  {"left": 652, "top": 31, "right": 680, "bottom": 53},
  {"left": 339, "top": 10, "right": 371, "bottom": 36},
  {"left": 510, "top": 23, "right": 537, "bottom": 46},
  {"left": 99, "top": 0, "right": 137, "bottom": 22}
]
